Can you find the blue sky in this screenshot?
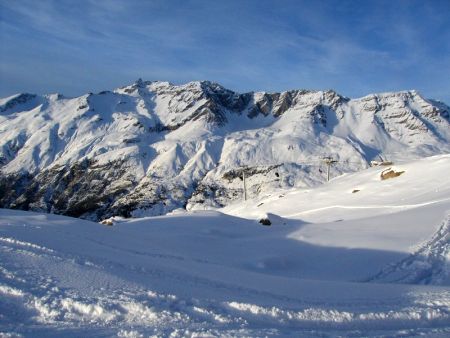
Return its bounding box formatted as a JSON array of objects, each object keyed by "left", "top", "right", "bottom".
[{"left": 1, "top": 0, "right": 449, "bottom": 102}]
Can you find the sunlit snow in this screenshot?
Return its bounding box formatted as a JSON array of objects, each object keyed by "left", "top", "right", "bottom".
[{"left": 1, "top": 155, "right": 449, "bottom": 336}]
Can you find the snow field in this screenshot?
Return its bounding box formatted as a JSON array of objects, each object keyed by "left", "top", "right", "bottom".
[{"left": 1, "top": 154, "right": 450, "bottom": 336}]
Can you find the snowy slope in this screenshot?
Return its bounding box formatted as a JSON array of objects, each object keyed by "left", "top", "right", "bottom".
[
  {"left": 0, "top": 80, "right": 449, "bottom": 220},
  {"left": 223, "top": 154, "right": 450, "bottom": 285},
  {"left": 1, "top": 155, "right": 450, "bottom": 336}
]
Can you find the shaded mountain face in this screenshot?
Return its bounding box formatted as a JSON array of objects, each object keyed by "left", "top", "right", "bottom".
[{"left": 0, "top": 80, "right": 449, "bottom": 220}]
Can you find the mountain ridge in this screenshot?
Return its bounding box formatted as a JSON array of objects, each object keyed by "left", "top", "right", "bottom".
[{"left": 0, "top": 80, "right": 449, "bottom": 220}]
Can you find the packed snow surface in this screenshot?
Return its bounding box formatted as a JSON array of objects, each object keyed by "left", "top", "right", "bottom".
[{"left": 1, "top": 155, "right": 450, "bottom": 336}]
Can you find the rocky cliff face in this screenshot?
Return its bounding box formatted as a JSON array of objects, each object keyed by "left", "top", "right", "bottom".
[{"left": 1, "top": 80, "right": 449, "bottom": 220}]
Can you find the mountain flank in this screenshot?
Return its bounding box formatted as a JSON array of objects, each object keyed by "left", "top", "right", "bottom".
[{"left": 1, "top": 80, "right": 449, "bottom": 220}]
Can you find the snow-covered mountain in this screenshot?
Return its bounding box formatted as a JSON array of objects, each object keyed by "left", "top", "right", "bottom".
[{"left": 0, "top": 80, "right": 449, "bottom": 220}]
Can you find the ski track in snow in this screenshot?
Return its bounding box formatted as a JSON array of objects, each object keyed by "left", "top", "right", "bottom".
[
  {"left": 1, "top": 217, "right": 450, "bottom": 337},
  {"left": 286, "top": 197, "right": 450, "bottom": 218}
]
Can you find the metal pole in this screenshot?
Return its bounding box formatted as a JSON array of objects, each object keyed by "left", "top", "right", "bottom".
[
  {"left": 323, "top": 157, "right": 337, "bottom": 182},
  {"left": 327, "top": 162, "right": 331, "bottom": 182},
  {"left": 243, "top": 170, "right": 247, "bottom": 201}
]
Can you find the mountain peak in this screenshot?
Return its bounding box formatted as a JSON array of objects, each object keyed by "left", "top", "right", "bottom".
[
  {"left": 0, "top": 93, "right": 39, "bottom": 114},
  {"left": 134, "top": 78, "right": 145, "bottom": 87}
]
